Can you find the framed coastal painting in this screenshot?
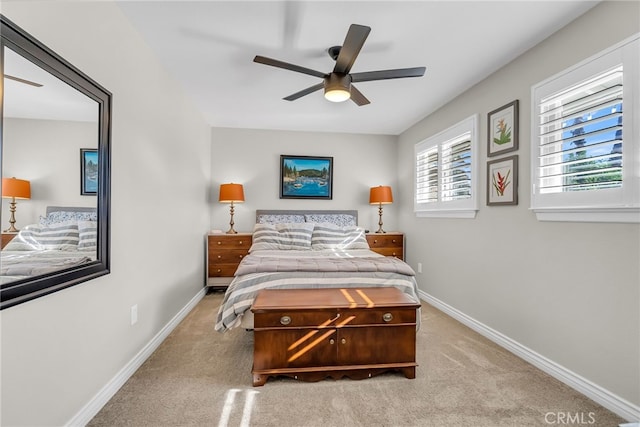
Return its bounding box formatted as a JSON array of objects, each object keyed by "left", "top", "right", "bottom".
[
  {"left": 487, "top": 100, "right": 519, "bottom": 157},
  {"left": 280, "top": 155, "right": 333, "bottom": 199},
  {"left": 80, "top": 148, "right": 98, "bottom": 195},
  {"left": 487, "top": 155, "right": 518, "bottom": 206}
]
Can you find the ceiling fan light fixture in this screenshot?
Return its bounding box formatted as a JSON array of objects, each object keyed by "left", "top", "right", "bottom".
[{"left": 324, "top": 74, "right": 351, "bottom": 103}]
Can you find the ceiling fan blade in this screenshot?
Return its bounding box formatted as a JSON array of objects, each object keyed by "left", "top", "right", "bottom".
[
  {"left": 350, "top": 85, "right": 370, "bottom": 106},
  {"left": 254, "top": 55, "right": 326, "bottom": 79},
  {"left": 351, "top": 67, "right": 426, "bottom": 83},
  {"left": 333, "top": 24, "right": 370, "bottom": 74},
  {"left": 4, "top": 74, "right": 43, "bottom": 87},
  {"left": 283, "top": 82, "right": 324, "bottom": 101}
]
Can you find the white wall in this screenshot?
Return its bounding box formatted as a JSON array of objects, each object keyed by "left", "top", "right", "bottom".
[
  {"left": 0, "top": 2, "right": 211, "bottom": 426},
  {"left": 211, "top": 127, "right": 398, "bottom": 233},
  {"left": 398, "top": 0, "right": 639, "bottom": 408},
  {"left": 2, "top": 118, "right": 97, "bottom": 226}
]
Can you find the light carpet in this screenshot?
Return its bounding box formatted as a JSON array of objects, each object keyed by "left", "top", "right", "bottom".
[{"left": 88, "top": 291, "right": 625, "bottom": 427}]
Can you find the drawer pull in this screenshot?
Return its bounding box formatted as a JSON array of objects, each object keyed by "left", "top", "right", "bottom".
[
  {"left": 329, "top": 339, "right": 335, "bottom": 345},
  {"left": 216, "top": 269, "right": 222, "bottom": 273},
  {"left": 238, "top": 255, "right": 243, "bottom": 259},
  {"left": 217, "top": 255, "right": 221, "bottom": 259},
  {"left": 341, "top": 338, "right": 346, "bottom": 345},
  {"left": 239, "top": 241, "right": 243, "bottom": 245},
  {"left": 280, "top": 316, "right": 292, "bottom": 326},
  {"left": 383, "top": 312, "right": 394, "bottom": 322},
  {"left": 373, "top": 239, "right": 378, "bottom": 244},
  {"left": 392, "top": 239, "right": 396, "bottom": 243},
  {"left": 217, "top": 241, "right": 222, "bottom": 245}
]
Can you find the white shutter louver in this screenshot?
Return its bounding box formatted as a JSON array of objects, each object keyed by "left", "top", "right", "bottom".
[
  {"left": 441, "top": 134, "right": 472, "bottom": 201},
  {"left": 537, "top": 66, "right": 623, "bottom": 194}
]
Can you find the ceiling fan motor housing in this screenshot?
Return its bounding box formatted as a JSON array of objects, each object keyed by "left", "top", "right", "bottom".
[{"left": 324, "top": 73, "right": 351, "bottom": 102}]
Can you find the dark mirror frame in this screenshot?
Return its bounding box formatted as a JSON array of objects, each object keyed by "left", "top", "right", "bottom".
[{"left": 0, "top": 15, "right": 111, "bottom": 309}]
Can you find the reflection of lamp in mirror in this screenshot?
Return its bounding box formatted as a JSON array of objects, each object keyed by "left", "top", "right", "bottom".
[
  {"left": 369, "top": 185, "right": 393, "bottom": 234},
  {"left": 2, "top": 177, "right": 31, "bottom": 232},
  {"left": 219, "top": 183, "right": 244, "bottom": 234}
]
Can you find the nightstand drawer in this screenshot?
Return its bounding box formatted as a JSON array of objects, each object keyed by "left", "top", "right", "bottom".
[
  {"left": 366, "top": 234, "right": 403, "bottom": 248},
  {"left": 208, "top": 264, "right": 240, "bottom": 277},
  {"left": 209, "top": 250, "right": 248, "bottom": 263},
  {"left": 371, "top": 247, "right": 403, "bottom": 259},
  {"left": 208, "top": 236, "right": 251, "bottom": 250}
]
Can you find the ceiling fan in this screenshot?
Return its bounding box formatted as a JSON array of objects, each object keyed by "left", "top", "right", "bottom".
[
  {"left": 4, "top": 74, "right": 43, "bottom": 87},
  {"left": 253, "top": 24, "right": 426, "bottom": 106}
]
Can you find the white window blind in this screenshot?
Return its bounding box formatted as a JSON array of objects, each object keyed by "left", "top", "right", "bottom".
[
  {"left": 531, "top": 35, "right": 639, "bottom": 223},
  {"left": 415, "top": 115, "right": 478, "bottom": 218},
  {"left": 537, "top": 66, "right": 623, "bottom": 194}
]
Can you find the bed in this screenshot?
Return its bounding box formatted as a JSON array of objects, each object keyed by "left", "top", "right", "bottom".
[
  {"left": 215, "top": 209, "right": 420, "bottom": 332},
  {"left": 1, "top": 206, "right": 97, "bottom": 284}
]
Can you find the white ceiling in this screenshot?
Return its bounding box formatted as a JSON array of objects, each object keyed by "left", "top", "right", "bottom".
[
  {"left": 4, "top": 1, "right": 599, "bottom": 134},
  {"left": 116, "top": 1, "right": 598, "bottom": 135}
]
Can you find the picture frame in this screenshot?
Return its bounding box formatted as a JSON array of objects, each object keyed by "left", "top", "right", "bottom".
[
  {"left": 487, "top": 155, "right": 518, "bottom": 206},
  {"left": 280, "top": 155, "right": 333, "bottom": 199},
  {"left": 80, "top": 148, "right": 98, "bottom": 195},
  {"left": 487, "top": 99, "right": 519, "bottom": 157}
]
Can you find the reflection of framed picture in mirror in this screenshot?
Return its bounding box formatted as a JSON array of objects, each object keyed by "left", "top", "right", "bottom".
[{"left": 80, "top": 148, "right": 98, "bottom": 195}]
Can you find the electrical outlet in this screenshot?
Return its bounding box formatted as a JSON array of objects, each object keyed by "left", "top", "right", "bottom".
[
  {"left": 417, "top": 263, "right": 423, "bottom": 274},
  {"left": 131, "top": 304, "right": 138, "bottom": 326}
]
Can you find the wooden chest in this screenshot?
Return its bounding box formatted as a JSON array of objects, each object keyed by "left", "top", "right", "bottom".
[{"left": 250, "top": 287, "right": 420, "bottom": 386}]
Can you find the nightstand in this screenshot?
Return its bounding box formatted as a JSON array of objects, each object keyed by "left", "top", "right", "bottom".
[
  {"left": 206, "top": 233, "right": 252, "bottom": 288},
  {"left": 1, "top": 233, "right": 17, "bottom": 249},
  {"left": 366, "top": 232, "right": 404, "bottom": 260}
]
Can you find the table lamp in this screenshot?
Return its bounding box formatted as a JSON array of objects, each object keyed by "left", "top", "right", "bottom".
[
  {"left": 369, "top": 185, "right": 393, "bottom": 233},
  {"left": 2, "top": 177, "right": 31, "bottom": 232},
  {"left": 219, "top": 183, "right": 244, "bottom": 234}
]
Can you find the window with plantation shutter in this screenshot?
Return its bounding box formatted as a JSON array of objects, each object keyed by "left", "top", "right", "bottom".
[
  {"left": 415, "top": 115, "right": 479, "bottom": 218},
  {"left": 531, "top": 35, "right": 639, "bottom": 223}
]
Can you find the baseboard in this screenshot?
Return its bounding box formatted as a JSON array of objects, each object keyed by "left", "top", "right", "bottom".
[
  {"left": 66, "top": 287, "right": 207, "bottom": 426},
  {"left": 419, "top": 290, "right": 640, "bottom": 423}
]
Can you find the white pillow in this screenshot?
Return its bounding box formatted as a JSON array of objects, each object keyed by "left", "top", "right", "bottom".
[
  {"left": 4, "top": 223, "right": 79, "bottom": 251},
  {"left": 78, "top": 220, "right": 97, "bottom": 252},
  {"left": 311, "top": 223, "right": 369, "bottom": 250},
  {"left": 249, "top": 222, "right": 314, "bottom": 252}
]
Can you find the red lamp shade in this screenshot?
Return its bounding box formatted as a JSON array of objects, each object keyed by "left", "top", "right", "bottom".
[
  {"left": 369, "top": 185, "right": 393, "bottom": 205},
  {"left": 2, "top": 177, "right": 31, "bottom": 200},
  {"left": 219, "top": 183, "right": 244, "bottom": 203}
]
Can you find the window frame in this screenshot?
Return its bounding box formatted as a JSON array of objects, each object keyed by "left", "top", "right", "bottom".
[
  {"left": 530, "top": 34, "right": 639, "bottom": 223},
  {"left": 414, "top": 114, "right": 479, "bottom": 219}
]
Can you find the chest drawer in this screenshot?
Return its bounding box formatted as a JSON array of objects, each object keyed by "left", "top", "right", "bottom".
[{"left": 254, "top": 307, "right": 416, "bottom": 329}]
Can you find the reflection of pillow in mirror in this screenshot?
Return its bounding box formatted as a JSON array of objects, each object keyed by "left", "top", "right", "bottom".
[
  {"left": 3, "top": 223, "right": 79, "bottom": 251},
  {"left": 78, "top": 220, "right": 97, "bottom": 252},
  {"left": 311, "top": 223, "right": 369, "bottom": 250},
  {"left": 39, "top": 211, "right": 97, "bottom": 227},
  {"left": 249, "top": 222, "right": 314, "bottom": 252}
]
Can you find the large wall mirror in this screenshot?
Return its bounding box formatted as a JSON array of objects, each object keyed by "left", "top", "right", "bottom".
[{"left": 0, "top": 15, "right": 111, "bottom": 309}]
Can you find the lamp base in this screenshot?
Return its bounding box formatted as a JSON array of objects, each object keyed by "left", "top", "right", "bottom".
[{"left": 375, "top": 204, "right": 386, "bottom": 233}]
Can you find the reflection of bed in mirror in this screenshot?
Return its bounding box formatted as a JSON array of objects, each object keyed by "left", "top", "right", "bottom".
[
  {"left": 1, "top": 206, "right": 97, "bottom": 284},
  {"left": 215, "top": 209, "right": 420, "bottom": 332}
]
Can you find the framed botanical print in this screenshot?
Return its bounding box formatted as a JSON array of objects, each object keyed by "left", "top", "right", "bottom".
[
  {"left": 280, "top": 155, "right": 333, "bottom": 199},
  {"left": 487, "top": 155, "right": 518, "bottom": 206},
  {"left": 487, "top": 100, "right": 519, "bottom": 157}
]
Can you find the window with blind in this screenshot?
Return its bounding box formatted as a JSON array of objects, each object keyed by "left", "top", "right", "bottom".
[
  {"left": 415, "top": 115, "right": 478, "bottom": 218},
  {"left": 531, "top": 35, "right": 639, "bottom": 223}
]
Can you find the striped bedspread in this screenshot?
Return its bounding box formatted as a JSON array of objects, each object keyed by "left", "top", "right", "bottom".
[{"left": 214, "top": 249, "right": 420, "bottom": 332}]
